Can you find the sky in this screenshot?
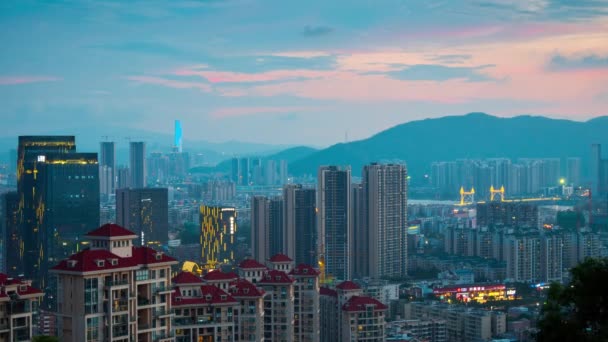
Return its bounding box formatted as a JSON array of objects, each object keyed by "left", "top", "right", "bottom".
[{"left": 1, "top": 0, "right": 608, "bottom": 146}]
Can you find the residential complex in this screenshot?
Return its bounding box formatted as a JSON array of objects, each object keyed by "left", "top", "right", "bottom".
[{"left": 51, "top": 224, "right": 178, "bottom": 342}]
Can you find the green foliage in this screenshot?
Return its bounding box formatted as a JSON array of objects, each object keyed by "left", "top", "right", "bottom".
[
  {"left": 536, "top": 258, "right": 608, "bottom": 342},
  {"left": 556, "top": 210, "right": 585, "bottom": 230},
  {"left": 33, "top": 337, "right": 59, "bottom": 342},
  {"left": 179, "top": 222, "right": 200, "bottom": 244}
]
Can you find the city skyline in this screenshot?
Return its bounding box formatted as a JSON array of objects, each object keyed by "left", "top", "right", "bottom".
[{"left": 1, "top": 0, "right": 608, "bottom": 145}]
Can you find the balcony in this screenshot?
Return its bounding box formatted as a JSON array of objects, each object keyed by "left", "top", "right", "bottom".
[
  {"left": 153, "top": 284, "right": 172, "bottom": 293},
  {"left": 105, "top": 279, "right": 130, "bottom": 288},
  {"left": 153, "top": 308, "right": 171, "bottom": 317},
  {"left": 112, "top": 300, "right": 129, "bottom": 312},
  {"left": 137, "top": 297, "right": 150, "bottom": 306},
  {"left": 173, "top": 317, "right": 214, "bottom": 326},
  {"left": 153, "top": 331, "right": 175, "bottom": 342}
]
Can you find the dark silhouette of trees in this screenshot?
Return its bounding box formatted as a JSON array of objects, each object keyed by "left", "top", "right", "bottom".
[{"left": 537, "top": 258, "right": 608, "bottom": 342}]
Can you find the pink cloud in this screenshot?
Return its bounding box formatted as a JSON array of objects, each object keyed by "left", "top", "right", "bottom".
[
  {"left": 209, "top": 106, "right": 315, "bottom": 119},
  {"left": 0, "top": 76, "right": 60, "bottom": 85},
  {"left": 126, "top": 76, "right": 211, "bottom": 92}
]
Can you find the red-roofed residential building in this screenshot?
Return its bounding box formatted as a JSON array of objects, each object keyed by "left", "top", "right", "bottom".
[
  {"left": 51, "top": 224, "right": 177, "bottom": 342},
  {"left": 171, "top": 284, "right": 238, "bottom": 342},
  {"left": 320, "top": 281, "right": 387, "bottom": 342},
  {"left": 237, "top": 259, "right": 267, "bottom": 284},
  {"left": 290, "top": 264, "right": 320, "bottom": 342},
  {"left": 0, "top": 273, "right": 43, "bottom": 342},
  {"left": 229, "top": 278, "right": 265, "bottom": 342},
  {"left": 340, "top": 296, "right": 387, "bottom": 340}
]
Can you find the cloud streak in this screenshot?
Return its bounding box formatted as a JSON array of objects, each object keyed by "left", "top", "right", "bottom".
[{"left": 0, "top": 76, "right": 61, "bottom": 86}]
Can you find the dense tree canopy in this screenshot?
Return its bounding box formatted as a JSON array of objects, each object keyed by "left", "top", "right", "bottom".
[{"left": 537, "top": 258, "right": 608, "bottom": 342}]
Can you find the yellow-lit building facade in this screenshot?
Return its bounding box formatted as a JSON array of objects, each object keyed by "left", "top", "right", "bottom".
[{"left": 199, "top": 206, "right": 237, "bottom": 268}]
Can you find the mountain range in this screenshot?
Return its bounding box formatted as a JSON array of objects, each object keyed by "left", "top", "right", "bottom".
[{"left": 287, "top": 113, "right": 608, "bottom": 180}]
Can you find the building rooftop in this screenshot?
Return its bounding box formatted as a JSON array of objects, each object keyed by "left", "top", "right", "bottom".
[
  {"left": 172, "top": 272, "right": 203, "bottom": 285},
  {"left": 259, "top": 270, "right": 294, "bottom": 284},
  {"left": 320, "top": 287, "right": 337, "bottom": 297},
  {"left": 172, "top": 285, "right": 237, "bottom": 306},
  {"left": 336, "top": 280, "right": 361, "bottom": 291},
  {"left": 86, "top": 223, "right": 137, "bottom": 238},
  {"left": 289, "top": 264, "right": 320, "bottom": 277},
  {"left": 229, "top": 278, "right": 265, "bottom": 298},
  {"left": 342, "top": 296, "right": 388, "bottom": 312},
  {"left": 203, "top": 271, "right": 239, "bottom": 282},
  {"left": 269, "top": 253, "right": 293, "bottom": 263},
  {"left": 238, "top": 259, "right": 267, "bottom": 270},
  {"left": 52, "top": 246, "right": 176, "bottom": 273}
]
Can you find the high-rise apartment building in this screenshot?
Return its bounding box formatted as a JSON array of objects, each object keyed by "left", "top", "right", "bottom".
[
  {"left": 240, "top": 158, "right": 249, "bottom": 186},
  {"left": 116, "top": 188, "right": 169, "bottom": 247},
  {"left": 200, "top": 206, "right": 238, "bottom": 268},
  {"left": 591, "top": 144, "right": 601, "bottom": 195},
  {"left": 99, "top": 141, "right": 116, "bottom": 200},
  {"left": 16, "top": 136, "right": 99, "bottom": 309},
  {"left": 117, "top": 166, "right": 130, "bottom": 189},
  {"left": 361, "top": 163, "right": 408, "bottom": 279},
  {"left": 0, "top": 273, "right": 44, "bottom": 342},
  {"left": 566, "top": 157, "right": 581, "bottom": 186},
  {"left": 504, "top": 234, "right": 541, "bottom": 282},
  {"left": 51, "top": 224, "right": 177, "bottom": 342},
  {"left": 250, "top": 196, "right": 283, "bottom": 263},
  {"left": 230, "top": 157, "right": 240, "bottom": 185},
  {"left": 129, "top": 142, "right": 146, "bottom": 188},
  {"left": 351, "top": 183, "right": 367, "bottom": 279},
  {"left": 317, "top": 166, "right": 352, "bottom": 282},
  {"left": 251, "top": 196, "right": 271, "bottom": 263},
  {"left": 283, "top": 184, "right": 317, "bottom": 265}
]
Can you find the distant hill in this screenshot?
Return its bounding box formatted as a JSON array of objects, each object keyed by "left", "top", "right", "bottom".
[{"left": 289, "top": 113, "right": 608, "bottom": 179}]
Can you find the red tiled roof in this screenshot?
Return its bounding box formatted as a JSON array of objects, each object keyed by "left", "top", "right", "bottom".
[
  {"left": 172, "top": 285, "right": 237, "bottom": 306},
  {"left": 238, "top": 259, "right": 267, "bottom": 270},
  {"left": 336, "top": 280, "right": 361, "bottom": 291},
  {"left": 320, "top": 287, "right": 337, "bottom": 297},
  {"left": 203, "top": 271, "right": 238, "bottom": 282},
  {"left": 289, "top": 264, "right": 320, "bottom": 276},
  {"left": 52, "top": 246, "right": 176, "bottom": 273},
  {"left": 0, "top": 273, "right": 43, "bottom": 298},
  {"left": 258, "top": 270, "right": 294, "bottom": 284},
  {"left": 342, "top": 296, "right": 388, "bottom": 312},
  {"left": 229, "top": 278, "right": 265, "bottom": 298},
  {"left": 172, "top": 272, "right": 203, "bottom": 285},
  {"left": 86, "top": 224, "right": 137, "bottom": 238},
  {"left": 269, "top": 253, "right": 292, "bottom": 262}
]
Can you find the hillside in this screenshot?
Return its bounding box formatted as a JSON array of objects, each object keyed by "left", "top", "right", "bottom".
[{"left": 289, "top": 113, "right": 608, "bottom": 179}]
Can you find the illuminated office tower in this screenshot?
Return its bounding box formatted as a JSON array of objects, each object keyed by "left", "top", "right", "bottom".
[
  {"left": 99, "top": 141, "right": 116, "bottom": 199},
  {"left": 200, "top": 205, "right": 238, "bottom": 268},
  {"left": 362, "top": 163, "right": 408, "bottom": 279},
  {"left": 283, "top": 184, "right": 317, "bottom": 265},
  {"left": 317, "top": 166, "right": 352, "bottom": 282},
  {"left": 129, "top": 141, "right": 146, "bottom": 188},
  {"left": 174, "top": 119, "right": 183, "bottom": 152},
  {"left": 116, "top": 188, "right": 169, "bottom": 247},
  {"left": 16, "top": 136, "right": 99, "bottom": 308}
]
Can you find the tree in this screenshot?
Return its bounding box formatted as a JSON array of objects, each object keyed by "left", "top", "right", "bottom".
[
  {"left": 33, "top": 337, "right": 59, "bottom": 342},
  {"left": 536, "top": 258, "right": 608, "bottom": 342}
]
